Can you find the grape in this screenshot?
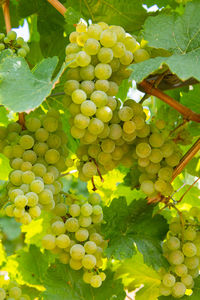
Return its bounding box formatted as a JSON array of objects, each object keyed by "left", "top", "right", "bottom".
[
  {"left": 59, "top": 252, "right": 70, "bottom": 264},
  {"left": 107, "top": 96, "right": 117, "bottom": 110},
  {"left": 81, "top": 131, "right": 97, "bottom": 144},
  {"left": 166, "top": 237, "right": 180, "bottom": 250},
  {"left": 158, "top": 167, "right": 173, "bottom": 181},
  {"left": 33, "top": 142, "right": 48, "bottom": 157},
  {"left": 88, "top": 24, "right": 102, "bottom": 39},
  {"left": 29, "top": 206, "right": 41, "bottom": 218},
  {"left": 90, "top": 91, "right": 108, "bottom": 107},
  {"left": 96, "top": 106, "right": 113, "bottom": 122},
  {"left": 32, "top": 163, "right": 46, "bottom": 177},
  {"left": 166, "top": 153, "right": 181, "bottom": 167},
  {"left": 82, "top": 162, "right": 97, "bottom": 177},
  {"left": 43, "top": 172, "right": 54, "bottom": 184},
  {"left": 162, "top": 273, "right": 176, "bottom": 288},
  {"left": 182, "top": 242, "right": 197, "bottom": 257},
  {"left": 76, "top": 22, "right": 87, "bottom": 33},
  {"left": 154, "top": 179, "right": 167, "bottom": 193},
  {"left": 181, "top": 274, "right": 193, "bottom": 287},
  {"left": 174, "top": 264, "right": 188, "bottom": 277},
  {"left": 109, "top": 124, "right": 122, "bottom": 140},
  {"left": 90, "top": 233, "right": 103, "bottom": 245},
  {"left": 10, "top": 188, "right": 24, "bottom": 201},
  {"left": 81, "top": 203, "right": 93, "bottom": 216},
  {"left": 92, "top": 213, "right": 103, "bottom": 224},
  {"left": 23, "top": 150, "right": 37, "bottom": 164},
  {"left": 76, "top": 51, "right": 91, "bottom": 67},
  {"left": 13, "top": 207, "right": 25, "bottom": 218},
  {"left": 75, "top": 228, "right": 89, "bottom": 241},
  {"left": 90, "top": 275, "right": 102, "bottom": 288},
  {"left": 84, "top": 241, "right": 97, "bottom": 254},
  {"left": 71, "top": 89, "right": 87, "bottom": 104},
  {"left": 47, "top": 134, "right": 61, "bottom": 149},
  {"left": 169, "top": 222, "right": 182, "bottom": 234},
  {"left": 65, "top": 218, "right": 79, "bottom": 232},
  {"left": 9, "top": 287, "right": 22, "bottom": 298},
  {"left": 84, "top": 38, "right": 100, "bottom": 55},
  {"left": 83, "top": 271, "right": 93, "bottom": 284},
  {"left": 39, "top": 189, "right": 53, "bottom": 205},
  {"left": 71, "top": 126, "right": 85, "bottom": 139},
  {"left": 20, "top": 212, "right": 32, "bottom": 224},
  {"left": 149, "top": 133, "right": 164, "bottom": 148},
  {"left": 65, "top": 43, "right": 81, "bottom": 55},
  {"left": 94, "top": 63, "right": 112, "bottom": 80},
  {"left": 88, "top": 193, "right": 101, "bottom": 205},
  {"left": 0, "top": 288, "right": 6, "bottom": 299},
  {"left": 136, "top": 143, "right": 151, "bottom": 158},
  {"left": 101, "top": 139, "right": 115, "bottom": 153},
  {"left": 52, "top": 221, "right": 65, "bottom": 235},
  {"left": 80, "top": 80, "right": 95, "bottom": 95},
  {"left": 19, "top": 135, "right": 34, "bottom": 149},
  {"left": 79, "top": 216, "right": 92, "bottom": 227},
  {"left": 69, "top": 258, "right": 82, "bottom": 270},
  {"left": 45, "top": 149, "right": 60, "bottom": 164},
  {"left": 168, "top": 250, "right": 184, "bottom": 265},
  {"left": 171, "top": 282, "right": 186, "bottom": 298},
  {"left": 69, "top": 204, "right": 81, "bottom": 217},
  {"left": 100, "top": 29, "right": 117, "bottom": 47},
  {"left": 134, "top": 49, "right": 150, "bottom": 62},
  {"left": 184, "top": 227, "right": 197, "bottom": 241},
  {"left": 145, "top": 162, "right": 160, "bottom": 175},
  {"left": 118, "top": 107, "right": 133, "bottom": 121},
  {"left": 88, "top": 144, "right": 101, "bottom": 158},
  {"left": 26, "top": 117, "right": 41, "bottom": 132},
  {"left": 81, "top": 100, "right": 96, "bottom": 117},
  {"left": 14, "top": 195, "right": 28, "bottom": 208},
  {"left": 70, "top": 244, "right": 85, "bottom": 260},
  {"left": 88, "top": 118, "right": 104, "bottom": 135},
  {"left": 42, "top": 234, "right": 56, "bottom": 250},
  {"left": 35, "top": 128, "right": 49, "bottom": 142},
  {"left": 120, "top": 51, "right": 133, "bottom": 65},
  {"left": 22, "top": 170, "right": 35, "bottom": 184},
  {"left": 141, "top": 180, "right": 155, "bottom": 195},
  {"left": 188, "top": 267, "right": 199, "bottom": 278},
  {"left": 10, "top": 170, "right": 23, "bottom": 186},
  {"left": 124, "top": 36, "right": 137, "bottom": 52},
  {"left": 54, "top": 203, "right": 67, "bottom": 216},
  {"left": 160, "top": 142, "right": 174, "bottom": 158},
  {"left": 97, "top": 47, "right": 113, "bottom": 63},
  {"left": 30, "top": 180, "right": 44, "bottom": 193},
  {"left": 56, "top": 234, "right": 70, "bottom": 248},
  {"left": 82, "top": 254, "right": 96, "bottom": 269},
  {"left": 5, "top": 204, "right": 15, "bottom": 217},
  {"left": 95, "top": 80, "right": 109, "bottom": 92},
  {"left": 184, "top": 256, "right": 199, "bottom": 269}
]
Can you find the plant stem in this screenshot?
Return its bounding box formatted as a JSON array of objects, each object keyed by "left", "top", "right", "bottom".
[
  {"left": 47, "top": 0, "right": 67, "bottom": 16},
  {"left": 172, "top": 138, "right": 200, "bottom": 180},
  {"left": 2, "top": 0, "right": 11, "bottom": 33},
  {"left": 18, "top": 112, "right": 26, "bottom": 129},
  {"left": 177, "top": 177, "right": 200, "bottom": 203},
  {"left": 139, "top": 80, "right": 200, "bottom": 123}
]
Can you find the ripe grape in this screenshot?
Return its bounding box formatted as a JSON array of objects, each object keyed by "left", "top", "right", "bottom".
[{"left": 70, "top": 244, "right": 85, "bottom": 260}]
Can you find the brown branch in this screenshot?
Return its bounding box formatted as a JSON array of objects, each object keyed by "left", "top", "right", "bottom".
[
  {"left": 91, "top": 177, "right": 97, "bottom": 191},
  {"left": 18, "top": 112, "right": 26, "bottom": 129},
  {"left": 172, "top": 138, "right": 200, "bottom": 180},
  {"left": 47, "top": 0, "right": 67, "bottom": 16},
  {"left": 177, "top": 177, "right": 200, "bottom": 203},
  {"left": 139, "top": 80, "right": 200, "bottom": 123},
  {"left": 2, "top": 0, "right": 11, "bottom": 33}
]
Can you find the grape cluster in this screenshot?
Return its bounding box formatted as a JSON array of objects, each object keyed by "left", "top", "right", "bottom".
[
  {"left": 159, "top": 208, "right": 200, "bottom": 298},
  {"left": 135, "top": 119, "right": 182, "bottom": 198},
  {"left": 0, "top": 280, "right": 30, "bottom": 300},
  {"left": 42, "top": 192, "right": 107, "bottom": 288},
  {"left": 0, "top": 109, "right": 69, "bottom": 225},
  {"left": 63, "top": 21, "right": 150, "bottom": 181},
  {"left": 0, "top": 31, "right": 29, "bottom": 57}
]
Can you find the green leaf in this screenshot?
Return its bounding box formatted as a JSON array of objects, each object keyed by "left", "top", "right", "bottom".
[
  {"left": 65, "top": 0, "right": 147, "bottom": 33},
  {"left": 117, "top": 79, "right": 131, "bottom": 102},
  {"left": 129, "top": 2, "right": 200, "bottom": 82},
  {"left": 116, "top": 253, "right": 161, "bottom": 300},
  {"left": 103, "top": 198, "right": 169, "bottom": 269},
  {"left": 0, "top": 240, "right": 6, "bottom": 267},
  {"left": 0, "top": 217, "right": 21, "bottom": 241},
  {"left": 0, "top": 107, "right": 9, "bottom": 126},
  {"left": 0, "top": 154, "right": 12, "bottom": 180},
  {"left": 42, "top": 263, "right": 125, "bottom": 300},
  {"left": 0, "top": 56, "right": 66, "bottom": 112},
  {"left": 180, "top": 85, "right": 200, "bottom": 113}
]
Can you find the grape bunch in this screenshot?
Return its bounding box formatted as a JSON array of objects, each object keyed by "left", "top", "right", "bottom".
[
  {"left": 159, "top": 208, "right": 200, "bottom": 298},
  {"left": 0, "top": 31, "right": 29, "bottom": 57},
  {"left": 0, "top": 280, "right": 30, "bottom": 300},
  {"left": 63, "top": 21, "right": 150, "bottom": 181},
  {"left": 134, "top": 119, "right": 182, "bottom": 198},
  {"left": 0, "top": 109, "right": 69, "bottom": 225},
  {"left": 42, "top": 192, "right": 107, "bottom": 288}
]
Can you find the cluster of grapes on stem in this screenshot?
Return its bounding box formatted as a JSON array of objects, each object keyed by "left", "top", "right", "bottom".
[
  {"left": 0, "top": 31, "right": 29, "bottom": 57},
  {"left": 0, "top": 109, "right": 69, "bottom": 225},
  {"left": 42, "top": 192, "right": 107, "bottom": 288},
  {"left": 63, "top": 21, "right": 150, "bottom": 181},
  {"left": 0, "top": 279, "right": 30, "bottom": 300},
  {"left": 159, "top": 207, "right": 200, "bottom": 298}
]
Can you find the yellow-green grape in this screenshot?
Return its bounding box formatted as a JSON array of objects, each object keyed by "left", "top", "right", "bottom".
[
  {"left": 171, "top": 282, "right": 186, "bottom": 298},
  {"left": 168, "top": 250, "right": 184, "bottom": 265},
  {"left": 42, "top": 234, "right": 56, "bottom": 250},
  {"left": 26, "top": 117, "right": 41, "bottom": 132},
  {"left": 84, "top": 38, "right": 100, "bottom": 55},
  {"left": 159, "top": 284, "right": 171, "bottom": 296},
  {"left": 120, "top": 50, "right": 133, "bottom": 65},
  {"left": 141, "top": 180, "right": 155, "bottom": 195},
  {"left": 88, "top": 193, "right": 101, "bottom": 205},
  {"left": 83, "top": 271, "right": 93, "bottom": 284},
  {"left": 80, "top": 80, "right": 95, "bottom": 96},
  {"left": 169, "top": 222, "right": 182, "bottom": 234},
  {"left": 90, "top": 275, "right": 102, "bottom": 288},
  {"left": 95, "top": 80, "right": 109, "bottom": 92},
  {"left": 84, "top": 241, "right": 97, "bottom": 254},
  {"left": 90, "top": 91, "right": 108, "bottom": 107},
  {"left": 87, "top": 24, "right": 102, "bottom": 39},
  {"left": 9, "top": 286, "right": 22, "bottom": 298},
  {"left": 69, "top": 258, "right": 82, "bottom": 270},
  {"left": 52, "top": 221, "right": 65, "bottom": 235},
  {"left": 184, "top": 256, "right": 199, "bottom": 269},
  {"left": 94, "top": 63, "right": 112, "bottom": 80},
  {"left": 0, "top": 288, "right": 6, "bottom": 300},
  {"left": 97, "top": 47, "right": 113, "bottom": 63},
  {"left": 96, "top": 106, "right": 113, "bottom": 123},
  {"left": 69, "top": 204, "right": 81, "bottom": 217},
  {"left": 166, "top": 237, "right": 180, "bottom": 251},
  {"left": 35, "top": 128, "right": 49, "bottom": 142},
  {"left": 79, "top": 216, "right": 92, "bottom": 227},
  {"left": 14, "top": 195, "right": 28, "bottom": 208},
  {"left": 30, "top": 179, "right": 44, "bottom": 194},
  {"left": 39, "top": 189, "right": 53, "bottom": 205},
  {"left": 82, "top": 162, "right": 97, "bottom": 178},
  {"left": 136, "top": 143, "right": 151, "bottom": 158},
  {"left": 124, "top": 36, "right": 137, "bottom": 52},
  {"left": 82, "top": 254, "right": 96, "bottom": 269},
  {"left": 182, "top": 242, "right": 197, "bottom": 257},
  {"left": 20, "top": 212, "right": 32, "bottom": 225},
  {"left": 81, "top": 203, "right": 93, "bottom": 216},
  {"left": 65, "top": 218, "right": 79, "bottom": 232},
  {"left": 19, "top": 135, "right": 34, "bottom": 149},
  {"left": 181, "top": 274, "right": 194, "bottom": 288},
  {"left": 162, "top": 273, "right": 176, "bottom": 288},
  {"left": 75, "top": 228, "right": 89, "bottom": 242},
  {"left": 29, "top": 206, "right": 41, "bottom": 218},
  {"left": 100, "top": 29, "right": 117, "bottom": 47},
  {"left": 10, "top": 170, "right": 23, "bottom": 186},
  {"left": 81, "top": 100, "right": 96, "bottom": 117},
  {"left": 184, "top": 227, "right": 197, "bottom": 241},
  {"left": 174, "top": 264, "right": 188, "bottom": 277},
  {"left": 89, "top": 233, "right": 103, "bottom": 245},
  {"left": 88, "top": 118, "right": 104, "bottom": 135},
  {"left": 45, "top": 149, "right": 60, "bottom": 164},
  {"left": 56, "top": 234, "right": 71, "bottom": 248},
  {"left": 70, "top": 244, "right": 85, "bottom": 260}
]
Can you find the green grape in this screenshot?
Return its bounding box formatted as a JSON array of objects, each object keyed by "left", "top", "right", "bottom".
[
  {"left": 52, "top": 221, "right": 65, "bottom": 235},
  {"left": 184, "top": 227, "right": 197, "bottom": 241},
  {"left": 33, "top": 142, "right": 48, "bottom": 156},
  {"left": 145, "top": 162, "right": 160, "bottom": 175},
  {"left": 3, "top": 145, "right": 13, "bottom": 159},
  {"left": 98, "top": 124, "right": 110, "bottom": 139},
  {"left": 39, "top": 189, "right": 53, "bottom": 205},
  {"left": 18, "top": 48, "right": 27, "bottom": 57},
  {"left": 159, "top": 284, "right": 171, "bottom": 296},
  {"left": 7, "top": 122, "right": 21, "bottom": 133},
  {"left": 95, "top": 80, "right": 109, "bottom": 92},
  {"left": 58, "top": 252, "right": 70, "bottom": 264},
  {"left": 69, "top": 204, "right": 80, "bottom": 217},
  {"left": 47, "top": 166, "right": 59, "bottom": 180},
  {"left": 76, "top": 51, "right": 91, "bottom": 67},
  {"left": 9, "top": 188, "right": 24, "bottom": 201},
  {"left": 84, "top": 241, "right": 97, "bottom": 254},
  {"left": 92, "top": 213, "right": 103, "bottom": 224},
  {"left": 88, "top": 24, "right": 102, "bottom": 39},
  {"left": 11, "top": 158, "right": 23, "bottom": 169},
  {"left": 90, "top": 275, "right": 102, "bottom": 288},
  {"left": 29, "top": 206, "right": 41, "bottom": 219},
  {"left": 149, "top": 149, "right": 163, "bottom": 163},
  {"left": 65, "top": 218, "right": 80, "bottom": 232},
  {"left": 82, "top": 162, "right": 97, "bottom": 177},
  {"left": 10, "top": 170, "right": 23, "bottom": 186},
  {"left": 118, "top": 106, "right": 133, "bottom": 121},
  {"left": 136, "top": 142, "right": 151, "bottom": 158},
  {"left": 181, "top": 274, "right": 193, "bottom": 287},
  {"left": 42, "top": 234, "right": 56, "bottom": 250},
  {"left": 83, "top": 271, "right": 93, "bottom": 284},
  {"left": 0, "top": 288, "right": 6, "bottom": 299},
  {"left": 70, "top": 244, "right": 85, "bottom": 260},
  {"left": 32, "top": 163, "right": 46, "bottom": 177},
  {"left": 56, "top": 234, "right": 70, "bottom": 248},
  {"left": 76, "top": 22, "right": 87, "bottom": 33},
  {"left": 168, "top": 250, "right": 184, "bottom": 265},
  {"left": 69, "top": 258, "right": 82, "bottom": 270},
  {"left": 12, "top": 145, "right": 24, "bottom": 158},
  {"left": 9, "top": 286, "right": 22, "bottom": 298},
  {"left": 110, "top": 25, "right": 126, "bottom": 41},
  {"left": 141, "top": 180, "right": 155, "bottom": 195},
  {"left": 30, "top": 179, "right": 44, "bottom": 194},
  {"left": 158, "top": 167, "right": 173, "bottom": 181},
  {"left": 88, "top": 144, "right": 101, "bottom": 158},
  {"left": 99, "top": 272, "right": 106, "bottom": 281},
  {"left": 96, "top": 106, "right": 113, "bottom": 122},
  {"left": 169, "top": 222, "right": 182, "bottom": 234},
  {"left": 66, "top": 67, "right": 81, "bottom": 81},
  {"left": 13, "top": 207, "right": 25, "bottom": 218},
  {"left": 133, "top": 47, "right": 150, "bottom": 63},
  {"left": 166, "top": 237, "right": 180, "bottom": 250},
  {"left": 124, "top": 36, "right": 137, "bottom": 52},
  {"left": 22, "top": 170, "right": 35, "bottom": 184},
  {"left": 171, "top": 282, "right": 186, "bottom": 298},
  {"left": 81, "top": 130, "right": 97, "bottom": 144},
  {"left": 88, "top": 193, "right": 101, "bottom": 205},
  {"left": 160, "top": 142, "right": 174, "bottom": 158},
  {"left": 81, "top": 203, "right": 93, "bottom": 216},
  {"left": 94, "top": 63, "right": 112, "bottom": 80},
  {"left": 43, "top": 117, "right": 58, "bottom": 133},
  {"left": 166, "top": 153, "right": 181, "bottom": 167},
  {"left": 5, "top": 204, "right": 15, "bottom": 217},
  {"left": 98, "top": 152, "right": 111, "bottom": 165},
  {"left": 65, "top": 43, "right": 81, "bottom": 55},
  {"left": 20, "top": 212, "right": 32, "bottom": 225},
  {"left": 26, "top": 117, "right": 41, "bottom": 132},
  {"left": 107, "top": 96, "right": 117, "bottom": 111},
  {"left": 90, "top": 91, "right": 108, "bottom": 107},
  {"left": 92, "top": 205, "right": 103, "bottom": 215},
  {"left": 138, "top": 157, "right": 149, "bottom": 167},
  {"left": 14, "top": 195, "right": 28, "bottom": 208},
  {"left": 80, "top": 64, "right": 95, "bottom": 80},
  {"left": 149, "top": 133, "right": 164, "bottom": 148},
  {"left": 84, "top": 38, "right": 100, "bottom": 55},
  {"left": 43, "top": 172, "right": 54, "bottom": 184},
  {"left": 188, "top": 267, "right": 199, "bottom": 278},
  {"left": 162, "top": 273, "right": 176, "bottom": 288},
  {"left": 47, "top": 134, "right": 61, "bottom": 149},
  {"left": 75, "top": 228, "right": 89, "bottom": 242},
  {"left": 19, "top": 135, "right": 34, "bottom": 149},
  {"left": 90, "top": 233, "right": 103, "bottom": 245},
  {"left": 109, "top": 57, "right": 120, "bottom": 72},
  {"left": 101, "top": 139, "right": 115, "bottom": 153},
  {"left": 79, "top": 216, "right": 92, "bottom": 227},
  {"left": 97, "top": 47, "right": 113, "bottom": 63},
  {"left": 35, "top": 128, "right": 49, "bottom": 142},
  {"left": 88, "top": 118, "right": 104, "bottom": 135},
  {"left": 45, "top": 149, "right": 60, "bottom": 164},
  {"left": 71, "top": 89, "right": 87, "bottom": 104},
  {"left": 154, "top": 179, "right": 167, "bottom": 193},
  {"left": 182, "top": 242, "right": 197, "bottom": 257},
  {"left": 112, "top": 42, "right": 126, "bottom": 58},
  {"left": 184, "top": 256, "right": 199, "bottom": 269},
  {"left": 174, "top": 264, "right": 188, "bottom": 277},
  {"left": 100, "top": 29, "right": 117, "bottom": 47},
  {"left": 71, "top": 126, "right": 85, "bottom": 139},
  {"left": 120, "top": 50, "right": 133, "bottom": 65},
  {"left": 80, "top": 80, "right": 95, "bottom": 95},
  {"left": 64, "top": 80, "right": 80, "bottom": 95},
  {"left": 109, "top": 124, "right": 122, "bottom": 140},
  {"left": 82, "top": 254, "right": 96, "bottom": 269},
  {"left": 107, "top": 81, "right": 119, "bottom": 96},
  {"left": 22, "top": 150, "right": 37, "bottom": 164},
  {"left": 53, "top": 203, "right": 67, "bottom": 217},
  {"left": 81, "top": 100, "right": 96, "bottom": 117}
]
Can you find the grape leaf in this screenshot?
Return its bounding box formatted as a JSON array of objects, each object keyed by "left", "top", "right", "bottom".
[
  {"left": 0, "top": 56, "right": 66, "bottom": 112},
  {"left": 42, "top": 263, "right": 125, "bottom": 300},
  {"left": 0, "top": 107, "right": 9, "bottom": 126},
  {"left": 0, "top": 154, "right": 12, "bottom": 180},
  {"left": 0, "top": 217, "right": 21, "bottom": 241},
  {"left": 65, "top": 0, "right": 147, "bottom": 33},
  {"left": 0, "top": 240, "right": 6, "bottom": 267},
  {"left": 116, "top": 253, "right": 161, "bottom": 300},
  {"left": 103, "top": 197, "right": 169, "bottom": 269},
  {"left": 129, "top": 2, "right": 200, "bottom": 82},
  {"left": 180, "top": 85, "right": 200, "bottom": 113}
]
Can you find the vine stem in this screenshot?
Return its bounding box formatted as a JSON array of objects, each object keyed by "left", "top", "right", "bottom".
[
  {"left": 172, "top": 138, "right": 200, "bottom": 180},
  {"left": 47, "top": 0, "right": 67, "bottom": 16},
  {"left": 177, "top": 177, "right": 200, "bottom": 203},
  {"left": 2, "top": 0, "right": 11, "bottom": 32},
  {"left": 139, "top": 80, "right": 200, "bottom": 123}
]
